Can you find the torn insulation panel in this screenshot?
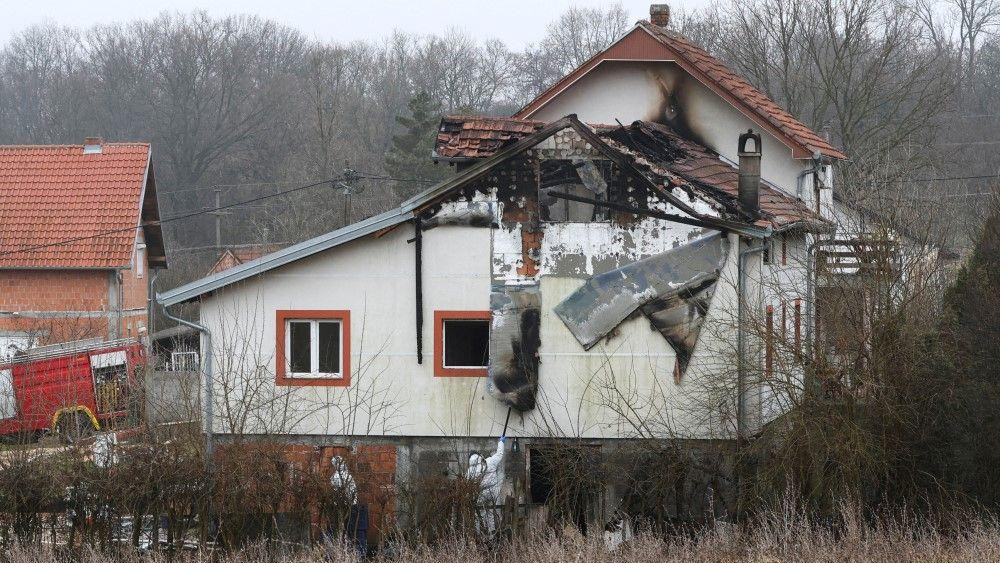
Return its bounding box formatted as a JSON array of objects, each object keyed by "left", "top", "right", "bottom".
[
  {"left": 553, "top": 233, "right": 727, "bottom": 355},
  {"left": 488, "top": 285, "right": 541, "bottom": 412},
  {"left": 639, "top": 277, "right": 716, "bottom": 380}
]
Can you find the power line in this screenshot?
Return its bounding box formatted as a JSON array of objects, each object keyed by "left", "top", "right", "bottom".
[
  {"left": 0, "top": 170, "right": 445, "bottom": 259},
  {"left": 938, "top": 140, "right": 1000, "bottom": 146},
  {"left": 865, "top": 173, "right": 1000, "bottom": 185},
  {"left": 159, "top": 179, "right": 314, "bottom": 195},
  {"left": 904, "top": 173, "right": 999, "bottom": 183},
  {"left": 0, "top": 176, "right": 341, "bottom": 259},
  {"left": 169, "top": 242, "right": 292, "bottom": 253},
  {"left": 157, "top": 171, "right": 437, "bottom": 196},
  {"left": 356, "top": 173, "right": 436, "bottom": 184}
]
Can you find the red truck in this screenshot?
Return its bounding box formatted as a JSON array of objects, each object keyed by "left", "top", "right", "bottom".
[{"left": 0, "top": 338, "right": 145, "bottom": 441}]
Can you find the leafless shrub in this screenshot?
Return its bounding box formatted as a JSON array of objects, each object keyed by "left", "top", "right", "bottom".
[{"left": 395, "top": 471, "right": 481, "bottom": 545}]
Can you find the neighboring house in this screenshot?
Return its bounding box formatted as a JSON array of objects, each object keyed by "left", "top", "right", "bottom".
[
  {"left": 157, "top": 5, "right": 845, "bottom": 524},
  {"left": 0, "top": 138, "right": 165, "bottom": 358},
  {"left": 207, "top": 244, "right": 283, "bottom": 276}
]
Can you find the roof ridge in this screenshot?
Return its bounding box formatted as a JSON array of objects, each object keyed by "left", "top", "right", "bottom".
[
  {"left": 637, "top": 21, "right": 845, "bottom": 160},
  {"left": 0, "top": 142, "right": 150, "bottom": 150},
  {"left": 513, "top": 21, "right": 845, "bottom": 160}
]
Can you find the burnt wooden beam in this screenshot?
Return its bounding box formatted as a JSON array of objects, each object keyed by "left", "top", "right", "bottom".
[{"left": 548, "top": 191, "right": 768, "bottom": 238}]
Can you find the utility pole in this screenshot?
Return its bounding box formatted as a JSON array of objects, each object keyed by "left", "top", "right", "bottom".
[{"left": 204, "top": 188, "right": 231, "bottom": 252}]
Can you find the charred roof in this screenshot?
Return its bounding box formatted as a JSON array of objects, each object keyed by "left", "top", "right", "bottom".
[{"left": 435, "top": 115, "right": 829, "bottom": 232}]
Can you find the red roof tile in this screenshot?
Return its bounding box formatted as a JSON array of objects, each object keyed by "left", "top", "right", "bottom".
[
  {"left": 601, "top": 121, "right": 827, "bottom": 230},
  {"left": 436, "top": 116, "right": 543, "bottom": 159},
  {"left": 0, "top": 143, "right": 151, "bottom": 269},
  {"left": 513, "top": 23, "right": 846, "bottom": 161}
]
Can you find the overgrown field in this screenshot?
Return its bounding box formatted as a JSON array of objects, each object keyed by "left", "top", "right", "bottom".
[{"left": 5, "top": 511, "right": 1000, "bottom": 563}]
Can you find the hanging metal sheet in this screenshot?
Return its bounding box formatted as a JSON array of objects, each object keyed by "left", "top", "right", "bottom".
[{"left": 553, "top": 233, "right": 727, "bottom": 350}]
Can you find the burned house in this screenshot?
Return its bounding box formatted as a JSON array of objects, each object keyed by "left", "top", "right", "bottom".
[{"left": 157, "top": 5, "right": 845, "bottom": 529}]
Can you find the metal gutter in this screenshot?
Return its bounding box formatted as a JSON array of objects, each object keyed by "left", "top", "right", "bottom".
[{"left": 160, "top": 306, "right": 214, "bottom": 470}]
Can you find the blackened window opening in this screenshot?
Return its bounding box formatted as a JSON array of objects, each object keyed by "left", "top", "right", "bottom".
[
  {"left": 538, "top": 158, "right": 640, "bottom": 223},
  {"left": 289, "top": 321, "right": 311, "bottom": 373},
  {"left": 443, "top": 319, "right": 489, "bottom": 368},
  {"left": 318, "top": 321, "right": 341, "bottom": 374},
  {"left": 529, "top": 447, "right": 554, "bottom": 504}
]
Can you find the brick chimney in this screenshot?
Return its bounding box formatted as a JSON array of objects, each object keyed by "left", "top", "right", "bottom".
[
  {"left": 650, "top": 4, "right": 671, "bottom": 27},
  {"left": 83, "top": 137, "right": 103, "bottom": 154},
  {"left": 738, "top": 129, "right": 761, "bottom": 216}
]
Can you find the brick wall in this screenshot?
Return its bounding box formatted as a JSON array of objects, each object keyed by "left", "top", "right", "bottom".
[
  {"left": 119, "top": 257, "right": 149, "bottom": 338},
  {"left": 0, "top": 269, "right": 110, "bottom": 312},
  {"left": 0, "top": 268, "right": 149, "bottom": 345},
  {"left": 283, "top": 444, "right": 397, "bottom": 545}
]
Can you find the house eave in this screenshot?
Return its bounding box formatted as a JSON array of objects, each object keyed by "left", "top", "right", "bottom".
[{"left": 156, "top": 207, "right": 414, "bottom": 306}]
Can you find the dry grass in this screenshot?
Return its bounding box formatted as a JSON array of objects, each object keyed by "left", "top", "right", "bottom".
[{"left": 4, "top": 509, "right": 1000, "bottom": 563}]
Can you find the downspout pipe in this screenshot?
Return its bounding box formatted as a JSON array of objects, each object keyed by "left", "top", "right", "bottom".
[
  {"left": 159, "top": 304, "right": 213, "bottom": 471},
  {"left": 737, "top": 239, "right": 767, "bottom": 442},
  {"left": 735, "top": 237, "right": 766, "bottom": 522}
]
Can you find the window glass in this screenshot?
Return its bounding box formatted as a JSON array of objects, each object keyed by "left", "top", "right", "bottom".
[
  {"left": 288, "top": 321, "right": 312, "bottom": 373},
  {"left": 318, "top": 321, "right": 341, "bottom": 374},
  {"left": 443, "top": 319, "right": 489, "bottom": 368}
]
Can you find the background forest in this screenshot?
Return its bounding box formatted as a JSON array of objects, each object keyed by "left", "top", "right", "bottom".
[{"left": 1, "top": 0, "right": 996, "bottom": 289}]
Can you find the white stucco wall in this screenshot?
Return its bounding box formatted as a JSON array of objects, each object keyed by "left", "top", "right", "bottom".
[
  {"left": 197, "top": 218, "right": 770, "bottom": 441},
  {"left": 528, "top": 60, "right": 825, "bottom": 206}
]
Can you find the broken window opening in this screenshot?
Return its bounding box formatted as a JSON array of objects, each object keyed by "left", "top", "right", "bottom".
[
  {"left": 286, "top": 319, "right": 343, "bottom": 378},
  {"left": 443, "top": 320, "right": 489, "bottom": 369},
  {"left": 529, "top": 447, "right": 555, "bottom": 505},
  {"left": 528, "top": 445, "right": 602, "bottom": 536},
  {"left": 435, "top": 311, "right": 490, "bottom": 377},
  {"left": 538, "top": 158, "right": 635, "bottom": 223}
]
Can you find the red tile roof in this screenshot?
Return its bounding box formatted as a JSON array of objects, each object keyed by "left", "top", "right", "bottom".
[
  {"left": 601, "top": 121, "right": 827, "bottom": 231},
  {"left": 640, "top": 24, "right": 846, "bottom": 160},
  {"left": 0, "top": 143, "right": 152, "bottom": 269},
  {"left": 436, "top": 116, "right": 543, "bottom": 160},
  {"left": 513, "top": 23, "right": 846, "bottom": 161},
  {"left": 435, "top": 115, "right": 828, "bottom": 231}
]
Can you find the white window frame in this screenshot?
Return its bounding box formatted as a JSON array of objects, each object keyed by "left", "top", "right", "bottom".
[
  {"left": 285, "top": 319, "right": 344, "bottom": 379},
  {"left": 442, "top": 318, "right": 490, "bottom": 370},
  {"left": 169, "top": 351, "right": 200, "bottom": 372}
]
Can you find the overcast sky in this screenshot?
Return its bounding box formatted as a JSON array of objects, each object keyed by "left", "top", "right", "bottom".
[{"left": 1, "top": 1, "right": 714, "bottom": 48}]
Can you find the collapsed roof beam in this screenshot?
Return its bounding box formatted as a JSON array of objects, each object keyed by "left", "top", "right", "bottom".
[{"left": 548, "top": 191, "right": 770, "bottom": 239}]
